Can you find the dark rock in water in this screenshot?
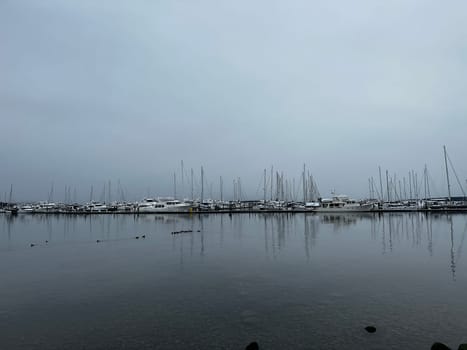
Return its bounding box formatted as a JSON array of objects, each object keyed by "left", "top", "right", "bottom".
[
  {"left": 364, "top": 326, "right": 376, "bottom": 333},
  {"left": 135, "top": 236, "right": 139, "bottom": 239},
  {"left": 142, "top": 235, "right": 146, "bottom": 239},
  {"left": 30, "top": 243, "right": 35, "bottom": 247},
  {"left": 96, "top": 240, "right": 100, "bottom": 243},
  {"left": 245, "top": 342, "right": 259, "bottom": 350},
  {"left": 431, "top": 342, "right": 451, "bottom": 350},
  {"left": 457, "top": 344, "right": 467, "bottom": 350},
  {"left": 197, "top": 230, "right": 201, "bottom": 232},
  {"left": 45, "top": 240, "right": 48, "bottom": 244}
]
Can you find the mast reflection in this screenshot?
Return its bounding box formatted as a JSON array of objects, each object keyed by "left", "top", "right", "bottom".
[{"left": 1, "top": 212, "right": 466, "bottom": 280}]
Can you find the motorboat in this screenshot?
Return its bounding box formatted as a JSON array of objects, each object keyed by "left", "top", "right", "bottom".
[
  {"left": 314, "top": 194, "right": 376, "bottom": 212},
  {"left": 163, "top": 199, "right": 193, "bottom": 212},
  {"left": 136, "top": 198, "right": 192, "bottom": 213},
  {"left": 84, "top": 201, "right": 108, "bottom": 212},
  {"left": 19, "top": 205, "right": 34, "bottom": 213}
]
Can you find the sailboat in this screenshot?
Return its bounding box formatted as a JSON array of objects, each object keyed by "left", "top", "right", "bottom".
[
  {"left": 4, "top": 184, "right": 18, "bottom": 215},
  {"left": 425, "top": 146, "right": 467, "bottom": 211}
]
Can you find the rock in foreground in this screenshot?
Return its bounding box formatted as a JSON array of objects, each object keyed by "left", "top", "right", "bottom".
[{"left": 245, "top": 341, "right": 259, "bottom": 350}]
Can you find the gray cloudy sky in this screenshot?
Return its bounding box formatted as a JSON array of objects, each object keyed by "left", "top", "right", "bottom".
[{"left": 1, "top": 0, "right": 467, "bottom": 202}]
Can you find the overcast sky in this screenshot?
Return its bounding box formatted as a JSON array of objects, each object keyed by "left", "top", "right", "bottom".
[{"left": 1, "top": 0, "right": 467, "bottom": 202}]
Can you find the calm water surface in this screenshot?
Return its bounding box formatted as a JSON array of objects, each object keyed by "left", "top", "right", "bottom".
[{"left": 1, "top": 213, "right": 466, "bottom": 349}]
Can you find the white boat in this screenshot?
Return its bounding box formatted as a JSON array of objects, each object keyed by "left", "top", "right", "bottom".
[
  {"left": 305, "top": 202, "right": 321, "bottom": 210},
  {"left": 19, "top": 205, "right": 34, "bottom": 213},
  {"left": 137, "top": 198, "right": 166, "bottom": 212},
  {"left": 84, "top": 201, "right": 108, "bottom": 212},
  {"left": 137, "top": 198, "right": 192, "bottom": 213},
  {"left": 33, "top": 202, "right": 59, "bottom": 213},
  {"left": 115, "top": 202, "right": 134, "bottom": 212},
  {"left": 315, "top": 195, "right": 376, "bottom": 212},
  {"left": 201, "top": 199, "right": 214, "bottom": 210},
  {"left": 163, "top": 199, "right": 193, "bottom": 212},
  {"left": 382, "top": 201, "right": 418, "bottom": 211}
]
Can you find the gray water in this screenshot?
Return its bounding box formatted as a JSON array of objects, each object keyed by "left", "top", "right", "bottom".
[{"left": 0, "top": 212, "right": 466, "bottom": 349}]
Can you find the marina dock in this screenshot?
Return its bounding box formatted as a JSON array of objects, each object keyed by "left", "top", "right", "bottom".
[{"left": 2, "top": 198, "right": 467, "bottom": 215}]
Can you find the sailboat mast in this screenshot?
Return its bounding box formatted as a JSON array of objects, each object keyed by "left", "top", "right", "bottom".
[
  {"left": 378, "top": 166, "right": 383, "bottom": 203},
  {"left": 424, "top": 165, "right": 428, "bottom": 199},
  {"left": 200, "top": 166, "right": 204, "bottom": 202},
  {"left": 303, "top": 164, "right": 306, "bottom": 203},
  {"left": 234, "top": 178, "right": 237, "bottom": 202},
  {"left": 412, "top": 171, "right": 417, "bottom": 200},
  {"left": 191, "top": 168, "right": 194, "bottom": 201},
  {"left": 444, "top": 145, "right": 452, "bottom": 201},
  {"left": 181, "top": 160, "right": 184, "bottom": 197},
  {"left": 238, "top": 177, "right": 242, "bottom": 201},
  {"left": 270, "top": 166, "right": 273, "bottom": 200},
  {"left": 281, "top": 172, "right": 284, "bottom": 201},
  {"left": 403, "top": 177, "right": 407, "bottom": 200},
  {"left": 408, "top": 171, "right": 412, "bottom": 199},
  {"left": 220, "top": 176, "right": 223, "bottom": 202},
  {"left": 386, "top": 170, "right": 391, "bottom": 202},
  {"left": 49, "top": 182, "right": 54, "bottom": 203}
]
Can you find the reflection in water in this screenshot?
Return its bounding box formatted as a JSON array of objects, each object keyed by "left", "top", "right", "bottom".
[
  {"left": 304, "top": 214, "right": 317, "bottom": 261},
  {"left": 456, "top": 221, "right": 467, "bottom": 272},
  {"left": 1, "top": 212, "right": 466, "bottom": 279},
  {"left": 371, "top": 213, "right": 467, "bottom": 281},
  {"left": 426, "top": 215, "right": 433, "bottom": 256},
  {"left": 450, "top": 217, "right": 456, "bottom": 281},
  {"left": 261, "top": 213, "right": 305, "bottom": 260},
  {"left": 200, "top": 215, "right": 205, "bottom": 256},
  {"left": 447, "top": 216, "right": 467, "bottom": 281},
  {"left": 320, "top": 214, "right": 358, "bottom": 227},
  {"left": 2, "top": 212, "right": 467, "bottom": 350},
  {"left": 304, "top": 215, "right": 310, "bottom": 260}
]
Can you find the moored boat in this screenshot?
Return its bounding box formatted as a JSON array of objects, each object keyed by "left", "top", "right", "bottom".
[
  {"left": 314, "top": 195, "right": 376, "bottom": 212},
  {"left": 4, "top": 206, "right": 19, "bottom": 215},
  {"left": 136, "top": 198, "right": 193, "bottom": 213}
]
